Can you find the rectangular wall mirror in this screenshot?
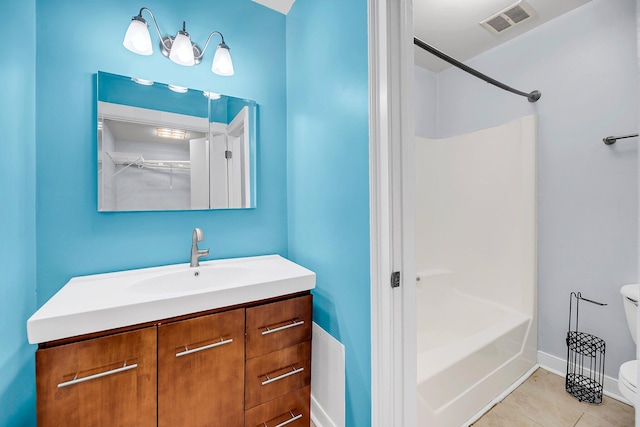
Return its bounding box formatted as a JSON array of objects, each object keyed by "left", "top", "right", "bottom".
[{"left": 97, "top": 71, "right": 256, "bottom": 212}]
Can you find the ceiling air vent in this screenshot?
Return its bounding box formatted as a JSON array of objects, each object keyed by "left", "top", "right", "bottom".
[{"left": 480, "top": 0, "right": 536, "bottom": 34}]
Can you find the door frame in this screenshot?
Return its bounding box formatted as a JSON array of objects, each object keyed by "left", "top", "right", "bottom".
[{"left": 369, "top": 0, "right": 416, "bottom": 426}]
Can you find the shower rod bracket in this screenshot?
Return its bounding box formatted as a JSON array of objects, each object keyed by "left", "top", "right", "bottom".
[
  {"left": 527, "top": 90, "right": 542, "bottom": 103},
  {"left": 414, "top": 37, "right": 541, "bottom": 103}
]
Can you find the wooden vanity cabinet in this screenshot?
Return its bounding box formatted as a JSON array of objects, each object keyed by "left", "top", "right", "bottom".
[
  {"left": 36, "top": 327, "right": 157, "bottom": 427},
  {"left": 158, "top": 308, "right": 245, "bottom": 427},
  {"left": 35, "top": 292, "right": 312, "bottom": 427}
]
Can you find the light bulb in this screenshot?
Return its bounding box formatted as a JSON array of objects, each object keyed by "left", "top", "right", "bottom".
[
  {"left": 169, "top": 31, "right": 195, "bottom": 66},
  {"left": 211, "top": 43, "right": 234, "bottom": 76},
  {"left": 123, "top": 17, "right": 153, "bottom": 55}
]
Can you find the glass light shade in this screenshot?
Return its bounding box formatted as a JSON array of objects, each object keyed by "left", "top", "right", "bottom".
[
  {"left": 211, "top": 44, "right": 234, "bottom": 76},
  {"left": 123, "top": 19, "right": 153, "bottom": 55},
  {"left": 131, "top": 77, "right": 154, "bottom": 86},
  {"left": 169, "top": 32, "right": 195, "bottom": 66},
  {"left": 168, "top": 84, "right": 188, "bottom": 93}
]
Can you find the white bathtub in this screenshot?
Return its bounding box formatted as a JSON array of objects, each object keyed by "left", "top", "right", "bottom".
[
  {"left": 415, "top": 117, "right": 538, "bottom": 426},
  {"left": 416, "top": 270, "right": 536, "bottom": 426}
]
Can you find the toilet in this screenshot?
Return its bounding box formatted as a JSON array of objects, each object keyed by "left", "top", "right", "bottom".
[{"left": 619, "top": 284, "right": 639, "bottom": 406}]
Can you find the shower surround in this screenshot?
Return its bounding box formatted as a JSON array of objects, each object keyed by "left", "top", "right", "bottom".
[{"left": 415, "top": 116, "right": 538, "bottom": 426}]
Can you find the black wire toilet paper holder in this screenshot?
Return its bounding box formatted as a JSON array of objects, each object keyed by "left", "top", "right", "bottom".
[{"left": 565, "top": 292, "right": 607, "bottom": 404}]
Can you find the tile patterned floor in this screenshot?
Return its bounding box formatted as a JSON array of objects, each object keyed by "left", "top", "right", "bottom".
[{"left": 472, "top": 368, "right": 635, "bottom": 427}]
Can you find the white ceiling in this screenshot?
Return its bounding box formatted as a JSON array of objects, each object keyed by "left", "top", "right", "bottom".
[
  {"left": 251, "top": 0, "right": 593, "bottom": 71},
  {"left": 414, "top": 0, "right": 592, "bottom": 72}
]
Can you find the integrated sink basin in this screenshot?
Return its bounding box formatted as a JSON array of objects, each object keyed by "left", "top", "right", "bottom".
[
  {"left": 129, "top": 266, "right": 254, "bottom": 295},
  {"left": 27, "top": 255, "right": 315, "bottom": 344}
]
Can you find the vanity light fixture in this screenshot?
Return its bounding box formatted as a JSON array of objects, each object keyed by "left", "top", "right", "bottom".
[{"left": 123, "top": 7, "right": 235, "bottom": 76}]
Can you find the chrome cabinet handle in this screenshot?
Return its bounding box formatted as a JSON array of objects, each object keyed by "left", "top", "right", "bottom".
[
  {"left": 264, "top": 411, "right": 303, "bottom": 427},
  {"left": 176, "top": 337, "right": 233, "bottom": 357},
  {"left": 262, "top": 365, "right": 305, "bottom": 386},
  {"left": 57, "top": 361, "right": 137, "bottom": 388},
  {"left": 261, "top": 320, "right": 305, "bottom": 336}
]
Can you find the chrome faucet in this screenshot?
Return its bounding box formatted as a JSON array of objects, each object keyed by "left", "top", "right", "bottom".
[{"left": 190, "top": 228, "right": 209, "bottom": 267}]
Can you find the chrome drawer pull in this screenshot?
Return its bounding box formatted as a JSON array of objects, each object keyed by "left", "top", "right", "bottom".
[
  {"left": 176, "top": 337, "right": 233, "bottom": 357},
  {"left": 263, "top": 411, "right": 303, "bottom": 427},
  {"left": 262, "top": 320, "right": 305, "bottom": 336},
  {"left": 57, "top": 361, "right": 137, "bottom": 388},
  {"left": 262, "top": 365, "right": 305, "bottom": 386}
]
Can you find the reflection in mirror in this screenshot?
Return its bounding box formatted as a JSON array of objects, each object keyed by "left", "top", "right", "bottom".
[{"left": 97, "top": 71, "right": 256, "bottom": 212}]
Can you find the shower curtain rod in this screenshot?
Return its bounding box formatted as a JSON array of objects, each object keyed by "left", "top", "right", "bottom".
[
  {"left": 414, "top": 37, "right": 541, "bottom": 103},
  {"left": 603, "top": 133, "right": 639, "bottom": 145}
]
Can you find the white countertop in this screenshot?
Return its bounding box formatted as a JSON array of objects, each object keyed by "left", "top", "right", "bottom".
[{"left": 27, "top": 255, "right": 316, "bottom": 344}]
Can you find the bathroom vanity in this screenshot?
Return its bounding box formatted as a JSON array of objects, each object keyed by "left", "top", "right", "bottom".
[{"left": 28, "top": 255, "right": 315, "bottom": 427}]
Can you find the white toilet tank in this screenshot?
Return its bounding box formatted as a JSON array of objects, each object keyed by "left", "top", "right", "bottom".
[{"left": 621, "top": 284, "right": 639, "bottom": 345}]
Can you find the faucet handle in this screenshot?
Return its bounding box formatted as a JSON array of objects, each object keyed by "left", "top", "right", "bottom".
[{"left": 199, "top": 248, "right": 210, "bottom": 256}]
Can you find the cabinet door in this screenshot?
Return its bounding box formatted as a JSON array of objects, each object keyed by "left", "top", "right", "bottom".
[
  {"left": 36, "top": 327, "right": 157, "bottom": 427},
  {"left": 158, "top": 308, "right": 245, "bottom": 427}
]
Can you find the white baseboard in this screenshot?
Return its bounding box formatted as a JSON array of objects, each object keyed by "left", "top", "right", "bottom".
[{"left": 537, "top": 350, "right": 629, "bottom": 405}]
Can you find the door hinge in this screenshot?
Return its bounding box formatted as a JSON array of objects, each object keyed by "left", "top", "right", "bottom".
[
  {"left": 225, "top": 150, "right": 233, "bottom": 159},
  {"left": 391, "top": 271, "right": 401, "bottom": 288}
]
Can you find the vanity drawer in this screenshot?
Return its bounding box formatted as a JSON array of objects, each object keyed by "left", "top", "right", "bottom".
[
  {"left": 246, "top": 294, "right": 312, "bottom": 359},
  {"left": 245, "top": 341, "right": 311, "bottom": 409},
  {"left": 245, "top": 385, "right": 311, "bottom": 427}
]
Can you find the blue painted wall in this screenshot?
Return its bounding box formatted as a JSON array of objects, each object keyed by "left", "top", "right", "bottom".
[
  {"left": 36, "top": 0, "right": 288, "bottom": 304},
  {"left": 286, "top": 0, "right": 371, "bottom": 425},
  {"left": 0, "top": 0, "right": 37, "bottom": 425},
  {"left": 2, "top": 1, "right": 371, "bottom": 425}
]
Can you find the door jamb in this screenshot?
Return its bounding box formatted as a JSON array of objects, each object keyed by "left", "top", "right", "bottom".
[{"left": 369, "top": 0, "right": 416, "bottom": 425}]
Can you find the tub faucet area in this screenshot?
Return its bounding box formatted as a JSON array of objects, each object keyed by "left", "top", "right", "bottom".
[{"left": 190, "top": 228, "right": 209, "bottom": 267}]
